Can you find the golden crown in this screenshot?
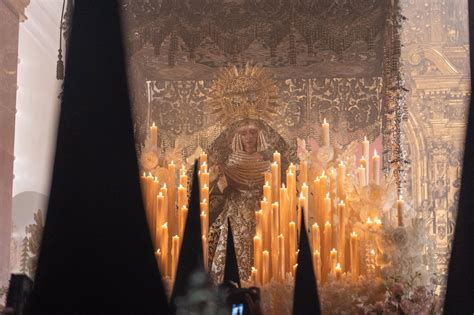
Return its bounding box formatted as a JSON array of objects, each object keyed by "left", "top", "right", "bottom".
[{"left": 209, "top": 64, "right": 280, "bottom": 126}]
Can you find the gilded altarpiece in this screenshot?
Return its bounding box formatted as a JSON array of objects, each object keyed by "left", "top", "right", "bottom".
[{"left": 401, "top": 0, "right": 470, "bottom": 295}]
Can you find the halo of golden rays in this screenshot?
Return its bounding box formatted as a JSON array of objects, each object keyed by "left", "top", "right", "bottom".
[{"left": 209, "top": 64, "right": 280, "bottom": 126}]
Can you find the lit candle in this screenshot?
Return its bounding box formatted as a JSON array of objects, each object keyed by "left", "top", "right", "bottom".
[
  {"left": 171, "top": 235, "right": 180, "bottom": 281},
  {"left": 301, "top": 183, "right": 309, "bottom": 227},
  {"left": 372, "top": 149, "right": 380, "bottom": 185},
  {"left": 199, "top": 151, "right": 207, "bottom": 166},
  {"left": 273, "top": 152, "right": 281, "bottom": 195},
  {"left": 202, "top": 235, "right": 208, "bottom": 271},
  {"left": 358, "top": 164, "right": 366, "bottom": 187},
  {"left": 323, "top": 221, "right": 332, "bottom": 282},
  {"left": 262, "top": 250, "right": 270, "bottom": 285},
  {"left": 155, "top": 249, "right": 162, "bottom": 269},
  {"left": 180, "top": 168, "right": 188, "bottom": 189},
  {"left": 273, "top": 151, "right": 281, "bottom": 166},
  {"left": 263, "top": 181, "right": 272, "bottom": 205},
  {"left": 287, "top": 170, "right": 296, "bottom": 223},
  {"left": 200, "top": 198, "right": 209, "bottom": 217},
  {"left": 200, "top": 184, "right": 209, "bottom": 205},
  {"left": 299, "top": 161, "right": 308, "bottom": 190},
  {"left": 329, "top": 167, "right": 336, "bottom": 200},
  {"left": 335, "top": 262, "right": 342, "bottom": 280},
  {"left": 155, "top": 192, "right": 164, "bottom": 247},
  {"left": 289, "top": 221, "right": 297, "bottom": 274},
  {"left": 297, "top": 192, "right": 306, "bottom": 234},
  {"left": 313, "top": 250, "right": 322, "bottom": 282},
  {"left": 200, "top": 211, "right": 208, "bottom": 237},
  {"left": 271, "top": 202, "right": 280, "bottom": 278},
  {"left": 254, "top": 236, "right": 262, "bottom": 284},
  {"left": 363, "top": 136, "right": 370, "bottom": 183},
  {"left": 199, "top": 161, "right": 208, "bottom": 174},
  {"left": 264, "top": 171, "right": 272, "bottom": 186},
  {"left": 337, "top": 161, "right": 346, "bottom": 200},
  {"left": 324, "top": 193, "right": 331, "bottom": 224},
  {"left": 178, "top": 206, "right": 188, "bottom": 240},
  {"left": 278, "top": 234, "right": 285, "bottom": 282},
  {"left": 322, "top": 118, "right": 330, "bottom": 146},
  {"left": 311, "top": 223, "right": 321, "bottom": 253},
  {"left": 160, "top": 184, "right": 168, "bottom": 225},
  {"left": 261, "top": 198, "right": 271, "bottom": 251},
  {"left": 150, "top": 122, "right": 158, "bottom": 147},
  {"left": 200, "top": 171, "right": 209, "bottom": 195},
  {"left": 330, "top": 248, "right": 338, "bottom": 277},
  {"left": 161, "top": 223, "right": 169, "bottom": 277},
  {"left": 313, "top": 177, "right": 321, "bottom": 229},
  {"left": 397, "top": 195, "right": 404, "bottom": 227},
  {"left": 178, "top": 184, "right": 187, "bottom": 211},
  {"left": 350, "top": 232, "right": 359, "bottom": 282},
  {"left": 251, "top": 267, "right": 259, "bottom": 286},
  {"left": 168, "top": 161, "right": 177, "bottom": 235},
  {"left": 338, "top": 200, "right": 346, "bottom": 270},
  {"left": 319, "top": 171, "right": 328, "bottom": 224},
  {"left": 271, "top": 162, "right": 279, "bottom": 203}
]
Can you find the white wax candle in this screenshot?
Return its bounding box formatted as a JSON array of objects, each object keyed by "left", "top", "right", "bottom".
[
  {"left": 372, "top": 149, "right": 380, "bottom": 185},
  {"left": 322, "top": 118, "right": 330, "bottom": 146}
]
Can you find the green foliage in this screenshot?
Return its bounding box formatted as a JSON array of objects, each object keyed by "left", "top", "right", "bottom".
[
  {"left": 24, "top": 209, "right": 44, "bottom": 278},
  {"left": 20, "top": 237, "right": 29, "bottom": 274}
]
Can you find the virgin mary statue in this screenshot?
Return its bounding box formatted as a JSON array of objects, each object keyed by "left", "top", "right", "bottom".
[{"left": 207, "top": 119, "right": 289, "bottom": 282}]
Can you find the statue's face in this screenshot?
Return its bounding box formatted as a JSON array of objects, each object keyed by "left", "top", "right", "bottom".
[{"left": 239, "top": 126, "right": 258, "bottom": 153}]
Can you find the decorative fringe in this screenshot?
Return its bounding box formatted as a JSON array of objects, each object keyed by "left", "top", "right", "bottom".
[{"left": 56, "top": 49, "right": 64, "bottom": 80}]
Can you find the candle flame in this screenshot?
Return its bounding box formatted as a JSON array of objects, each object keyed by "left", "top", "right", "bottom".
[
  {"left": 364, "top": 136, "right": 367, "bottom": 142},
  {"left": 351, "top": 231, "right": 358, "bottom": 237},
  {"left": 302, "top": 182, "right": 308, "bottom": 187},
  {"left": 163, "top": 222, "right": 168, "bottom": 228},
  {"left": 263, "top": 197, "right": 267, "bottom": 202},
  {"left": 152, "top": 122, "right": 156, "bottom": 127},
  {"left": 158, "top": 192, "right": 163, "bottom": 197},
  {"left": 339, "top": 160, "right": 345, "bottom": 166},
  {"left": 202, "top": 198, "right": 207, "bottom": 203},
  {"left": 339, "top": 200, "right": 345, "bottom": 205},
  {"left": 299, "top": 192, "right": 304, "bottom": 198},
  {"left": 315, "top": 250, "right": 320, "bottom": 255},
  {"left": 201, "top": 211, "right": 206, "bottom": 216},
  {"left": 312, "top": 223, "right": 319, "bottom": 228},
  {"left": 323, "top": 118, "right": 327, "bottom": 124},
  {"left": 367, "top": 217, "right": 373, "bottom": 224},
  {"left": 322, "top": 170, "right": 325, "bottom": 176},
  {"left": 374, "top": 148, "right": 378, "bottom": 155},
  {"left": 370, "top": 249, "right": 376, "bottom": 255},
  {"left": 178, "top": 184, "right": 184, "bottom": 189},
  {"left": 330, "top": 248, "right": 337, "bottom": 254},
  {"left": 203, "top": 184, "right": 208, "bottom": 189},
  {"left": 282, "top": 183, "right": 286, "bottom": 188},
  {"left": 163, "top": 183, "right": 167, "bottom": 189},
  {"left": 170, "top": 160, "right": 174, "bottom": 165},
  {"left": 156, "top": 248, "right": 161, "bottom": 254},
  {"left": 336, "top": 263, "right": 341, "bottom": 269},
  {"left": 325, "top": 221, "right": 331, "bottom": 226},
  {"left": 265, "top": 181, "right": 269, "bottom": 186},
  {"left": 326, "top": 192, "right": 330, "bottom": 198}
]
